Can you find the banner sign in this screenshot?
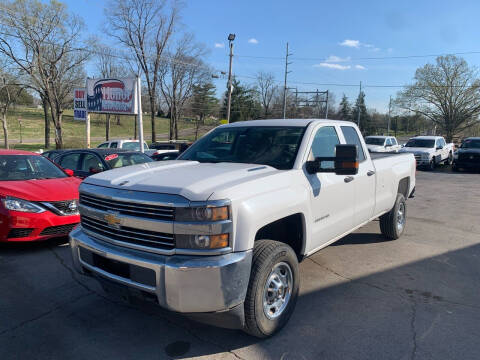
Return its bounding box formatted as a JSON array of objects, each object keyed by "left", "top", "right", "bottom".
[
  {"left": 86, "top": 78, "right": 137, "bottom": 114},
  {"left": 73, "top": 88, "right": 87, "bottom": 121}
]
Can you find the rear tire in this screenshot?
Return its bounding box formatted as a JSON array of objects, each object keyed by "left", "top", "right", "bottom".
[
  {"left": 243, "top": 240, "right": 299, "bottom": 338},
  {"left": 380, "top": 194, "right": 406, "bottom": 240}
]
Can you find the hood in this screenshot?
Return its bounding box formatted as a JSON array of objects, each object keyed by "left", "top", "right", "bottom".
[
  {"left": 400, "top": 147, "right": 433, "bottom": 154},
  {"left": 84, "top": 160, "right": 280, "bottom": 201},
  {"left": 366, "top": 145, "right": 385, "bottom": 151},
  {"left": 457, "top": 148, "right": 480, "bottom": 154},
  {"left": 0, "top": 176, "right": 82, "bottom": 201}
]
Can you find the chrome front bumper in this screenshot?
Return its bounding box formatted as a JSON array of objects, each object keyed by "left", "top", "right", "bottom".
[{"left": 69, "top": 227, "right": 252, "bottom": 314}]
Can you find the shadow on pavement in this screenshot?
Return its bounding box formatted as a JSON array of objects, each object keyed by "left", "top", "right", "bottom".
[{"left": 1, "top": 235, "right": 479, "bottom": 360}]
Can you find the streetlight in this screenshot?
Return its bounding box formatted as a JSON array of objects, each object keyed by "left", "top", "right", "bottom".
[{"left": 226, "top": 33, "right": 235, "bottom": 123}]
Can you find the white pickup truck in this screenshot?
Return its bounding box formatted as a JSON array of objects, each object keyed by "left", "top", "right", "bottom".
[
  {"left": 365, "top": 136, "right": 401, "bottom": 153},
  {"left": 400, "top": 135, "right": 454, "bottom": 170},
  {"left": 70, "top": 119, "right": 416, "bottom": 338}
]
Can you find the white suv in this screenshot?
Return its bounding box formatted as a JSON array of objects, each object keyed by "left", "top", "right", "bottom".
[{"left": 97, "top": 139, "right": 149, "bottom": 151}]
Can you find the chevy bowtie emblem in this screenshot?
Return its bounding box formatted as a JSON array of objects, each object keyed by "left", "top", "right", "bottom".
[{"left": 104, "top": 212, "right": 121, "bottom": 228}]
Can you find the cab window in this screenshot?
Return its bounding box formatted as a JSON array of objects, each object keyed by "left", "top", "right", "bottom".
[
  {"left": 110, "top": 142, "right": 118, "bottom": 148},
  {"left": 81, "top": 154, "right": 105, "bottom": 173},
  {"left": 59, "top": 153, "right": 81, "bottom": 170},
  {"left": 385, "top": 138, "right": 392, "bottom": 146},
  {"left": 310, "top": 126, "right": 340, "bottom": 170},
  {"left": 391, "top": 138, "right": 398, "bottom": 145},
  {"left": 340, "top": 126, "right": 366, "bottom": 162},
  {"left": 98, "top": 143, "right": 109, "bottom": 148}
]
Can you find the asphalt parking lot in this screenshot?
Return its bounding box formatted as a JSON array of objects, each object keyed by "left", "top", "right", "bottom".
[{"left": 1, "top": 167, "right": 479, "bottom": 360}]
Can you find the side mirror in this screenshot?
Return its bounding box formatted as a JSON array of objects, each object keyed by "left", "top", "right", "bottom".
[
  {"left": 436, "top": 146, "right": 443, "bottom": 150},
  {"left": 64, "top": 169, "right": 74, "bottom": 177},
  {"left": 306, "top": 144, "right": 359, "bottom": 176}
]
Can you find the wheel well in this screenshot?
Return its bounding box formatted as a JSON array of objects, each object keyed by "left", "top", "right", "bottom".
[
  {"left": 398, "top": 177, "right": 410, "bottom": 198},
  {"left": 254, "top": 213, "right": 305, "bottom": 260}
]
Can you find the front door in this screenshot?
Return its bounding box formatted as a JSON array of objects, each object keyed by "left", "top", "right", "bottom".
[
  {"left": 340, "top": 126, "right": 376, "bottom": 226},
  {"left": 305, "top": 125, "right": 355, "bottom": 252}
]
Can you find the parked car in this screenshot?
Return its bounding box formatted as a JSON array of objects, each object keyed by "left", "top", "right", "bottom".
[
  {"left": 365, "top": 136, "right": 401, "bottom": 153},
  {"left": 400, "top": 135, "right": 454, "bottom": 170},
  {"left": 98, "top": 139, "right": 149, "bottom": 151},
  {"left": 41, "top": 149, "right": 69, "bottom": 160},
  {"left": 53, "top": 149, "right": 153, "bottom": 178},
  {"left": 150, "top": 140, "right": 190, "bottom": 151},
  {"left": 0, "top": 150, "right": 81, "bottom": 242},
  {"left": 150, "top": 150, "right": 180, "bottom": 161},
  {"left": 70, "top": 119, "right": 416, "bottom": 337},
  {"left": 453, "top": 137, "right": 480, "bottom": 172}
]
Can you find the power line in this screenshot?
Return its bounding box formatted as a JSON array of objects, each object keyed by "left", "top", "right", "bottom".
[{"left": 235, "top": 50, "right": 480, "bottom": 62}]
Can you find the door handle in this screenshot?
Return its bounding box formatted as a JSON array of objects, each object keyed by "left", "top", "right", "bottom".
[
  {"left": 367, "top": 170, "right": 375, "bottom": 176},
  {"left": 344, "top": 176, "right": 355, "bottom": 183}
]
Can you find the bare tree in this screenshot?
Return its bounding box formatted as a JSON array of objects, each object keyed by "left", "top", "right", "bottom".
[
  {"left": 159, "top": 34, "right": 208, "bottom": 139},
  {"left": 396, "top": 55, "right": 480, "bottom": 142},
  {"left": 0, "top": 0, "right": 89, "bottom": 148},
  {"left": 105, "top": 0, "right": 178, "bottom": 142},
  {"left": 0, "top": 65, "right": 24, "bottom": 149},
  {"left": 255, "top": 71, "right": 277, "bottom": 118}
]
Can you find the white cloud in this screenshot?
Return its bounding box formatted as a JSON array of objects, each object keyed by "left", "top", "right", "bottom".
[
  {"left": 314, "top": 63, "right": 351, "bottom": 70},
  {"left": 248, "top": 38, "right": 259, "bottom": 44},
  {"left": 325, "top": 55, "right": 351, "bottom": 63},
  {"left": 339, "top": 39, "right": 360, "bottom": 48},
  {"left": 355, "top": 65, "right": 366, "bottom": 70},
  {"left": 214, "top": 43, "right": 224, "bottom": 48}
]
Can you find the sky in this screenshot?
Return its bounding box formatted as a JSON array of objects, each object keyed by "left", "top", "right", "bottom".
[{"left": 67, "top": 0, "right": 480, "bottom": 113}]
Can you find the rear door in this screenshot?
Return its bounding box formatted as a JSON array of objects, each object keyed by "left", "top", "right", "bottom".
[
  {"left": 57, "top": 152, "right": 82, "bottom": 177},
  {"left": 340, "top": 126, "right": 376, "bottom": 226},
  {"left": 305, "top": 125, "right": 355, "bottom": 250}
]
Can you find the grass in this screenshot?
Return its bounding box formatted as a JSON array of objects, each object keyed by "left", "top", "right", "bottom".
[{"left": 4, "top": 106, "right": 212, "bottom": 151}]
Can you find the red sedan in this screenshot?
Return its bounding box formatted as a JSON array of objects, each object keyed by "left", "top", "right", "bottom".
[{"left": 0, "top": 150, "right": 81, "bottom": 242}]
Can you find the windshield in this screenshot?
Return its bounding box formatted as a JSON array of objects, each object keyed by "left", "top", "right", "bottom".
[
  {"left": 405, "top": 139, "right": 435, "bottom": 148},
  {"left": 121, "top": 142, "right": 149, "bottom": 151},
  {"left": 105, "top": 153, "right": 153, "bottom": 168},
  {"left": 179, "top": 126, "right": 306, "bottom": 170},
  {"left": 0, "top": 155, "right": 67, "bottom": 181},
  {"left": 365, "top": 137, "right": 385, "bottom": 145},
  {"left": 461, "top": 139, "right": 480, "bottom": 149}
]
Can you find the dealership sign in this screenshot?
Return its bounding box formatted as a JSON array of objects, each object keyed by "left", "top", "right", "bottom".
[
  {"left": 86, "top": 78, "right": 137, "bottom": 114},
  {"left": 73, "top": 88, "right": 87, "bottom": 121}
]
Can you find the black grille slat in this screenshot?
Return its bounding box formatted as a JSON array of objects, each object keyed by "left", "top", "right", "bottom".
[
  {"left": 8, "top": 228, "right": 34, "bottom": 238},
  {"left": 40, "top": 223, "right": 77, "bottom": 236},
  {"left": 80, "top": 194, "right": 174, "bottom": 220},
  {"left": 43, "top": 200, "right": 79, "bottom": 215},
  {"left": 81, "top": 216, "right": 175, "bottom": 250}
]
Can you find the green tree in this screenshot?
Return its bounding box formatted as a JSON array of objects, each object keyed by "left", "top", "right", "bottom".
[
  {"left": 338, "top": 94, "right": 351, "bottom": 120},
  {"left": 222, "top": 79, "right": 261, "bottom": 122},
  {"left": 352, "top": 91, "right": 371, "bottom": 133},
  {"left": 396, "top": 55, "right": 480, "bottom": 142},
  {"left": 191, "top": 82, "right": 218, "bottom": 139}
]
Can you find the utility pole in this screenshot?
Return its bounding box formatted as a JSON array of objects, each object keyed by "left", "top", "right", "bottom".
[
  {"left": 325, "top": 90, "right": 329, "bottom": 119},
  {"left": 387, "top": 95, "right": 392, "bottom": 135},
  {"left": 226, "top": 33, "right": 235, "bottom": 123},
  {"left": 357, "top": 81, "right": 362, "bottom": 127},
  {"left": 283, "top": 42, "right": 292, "bottom": 119}
]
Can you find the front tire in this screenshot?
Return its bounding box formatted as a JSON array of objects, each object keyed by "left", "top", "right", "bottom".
[
  {"left": 428, "top": 159, "right": 435, "bottom": 171},
  {"left": 243, "top": 240, "right": 299, "bottom": 338},
  {"left": 380, "top": 194, "right": 407, "bottom": 240},
  {"left": 446, "top": 152, "right": 453, "bottom": 165}
]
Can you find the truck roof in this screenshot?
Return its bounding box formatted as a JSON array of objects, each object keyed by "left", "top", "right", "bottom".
[
  {"left": 365, "top": 135, "right": 393, "bottom": 139},
  {"left": 410, "top": 135, "right": 443, "bottom": 140},
  {"left": 220, "top": 119, "right": 357, "bottom": 128}
]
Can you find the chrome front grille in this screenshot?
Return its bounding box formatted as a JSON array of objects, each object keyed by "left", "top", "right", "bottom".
[
  {"left": 79, "top": 193, "right": 174, "bottom": 220},
  {"left": 81, "top": 215, "right": 175, "bottom": 250},
  {"left": 414, "top": 154, "right": 422, "bottom": 162}
]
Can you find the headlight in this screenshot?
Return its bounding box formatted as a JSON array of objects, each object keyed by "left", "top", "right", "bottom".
[
  {"left": 175, "top": 205, "right": 230, "bottom": 222},
  {"left": 2, "top": 196, "right": 46, "bottom": 213},
  {"left": 176, "top": 233, "right": 229, "bottom": 250}
]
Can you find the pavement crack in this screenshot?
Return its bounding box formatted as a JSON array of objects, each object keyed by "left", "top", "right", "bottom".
[
  {"left": 409, "top": 301, "right": 418, "bottom": 360},
  {"left": 308, "top": 257, "right": 391, "bottom": 294}
]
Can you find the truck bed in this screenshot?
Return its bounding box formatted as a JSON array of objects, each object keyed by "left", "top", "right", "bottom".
[{"left": 370, "top": 152, "right": 405, "bottom": 160}]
